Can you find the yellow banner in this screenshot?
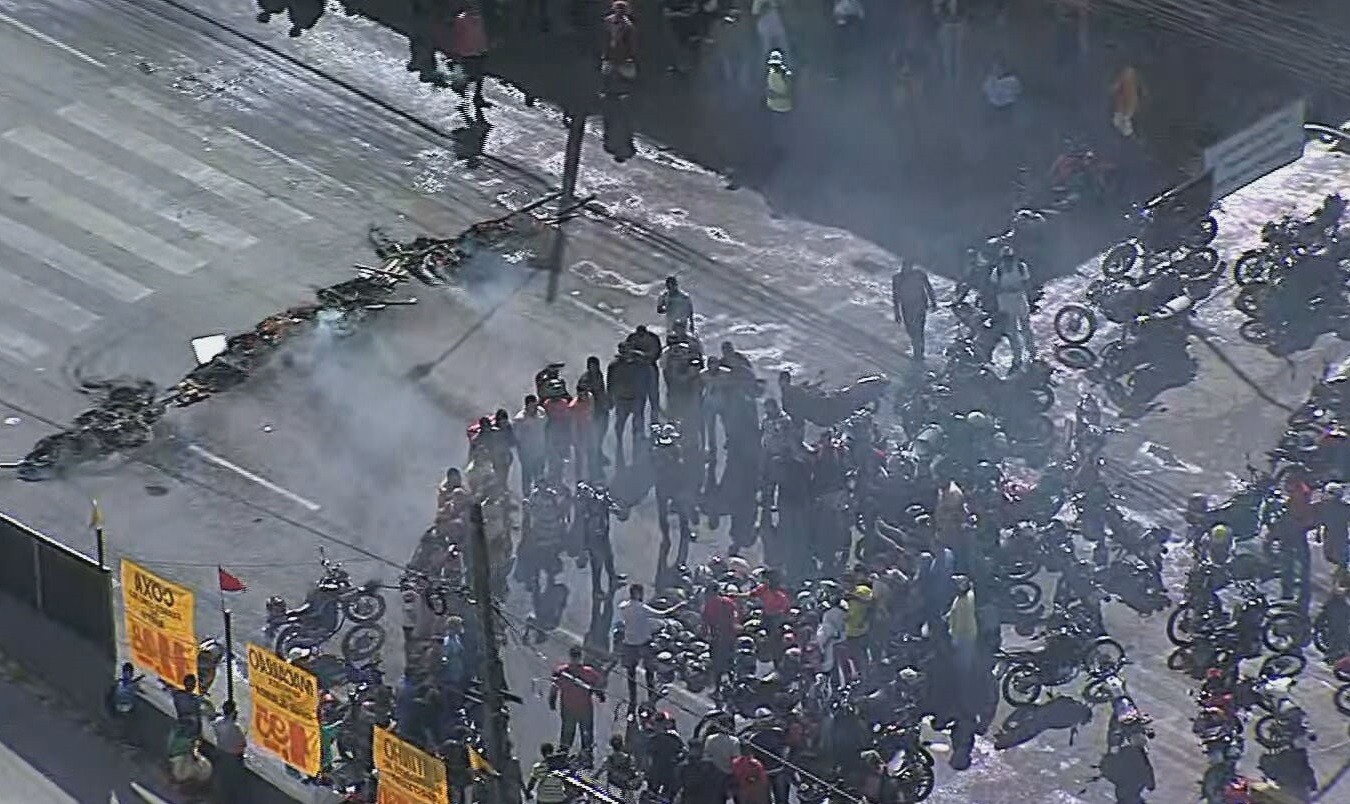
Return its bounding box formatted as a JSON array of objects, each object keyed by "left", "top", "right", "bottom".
[
  {"left": 246, "top": 643, "right": 322, "bottom": 776},
  {"left": 374, "top": 725, "right": 450, "bottom": 804},
  {"left": 121, "top": 559, "right": 195, "bottom": 689}
]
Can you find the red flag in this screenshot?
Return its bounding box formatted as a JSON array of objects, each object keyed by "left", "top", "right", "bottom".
[{"left": 217, "top": 567, "right": 247, "bottom": 592}]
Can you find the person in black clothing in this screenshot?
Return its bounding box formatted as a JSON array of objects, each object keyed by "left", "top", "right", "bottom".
[
  {"left": 744, "top": 714, "right": 791, "bottom": 804},
  {"left": 577, "top": 356, "right": 610, "bottom": 465},
  {"left": 891, "top": 260, "right": 937, "bottom": 362},
  {"left": 607, "top": 345, "right": 646, "bottom": 466},
  {"left": 675, "top": 741, "right": 723, "bottom": 804},
  {"left": 626, "top": 325, "right": 664, "bottom": 421},
  {"left": 171, "top": 673, "right": 203, "bottom": 735},
  {"left": 645, "top": 712, "right": 686, "bottom": 801},
  {"left": 576, "top": 481, "right": 626, "bottom": 598}
]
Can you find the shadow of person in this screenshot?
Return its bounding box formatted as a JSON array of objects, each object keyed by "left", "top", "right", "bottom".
[
  {"left": 993, "top": 696, "right": 1093, "bottom": 750},
  {"left": 1092, "top": 745, "right": 1156, "bottom": 804}
]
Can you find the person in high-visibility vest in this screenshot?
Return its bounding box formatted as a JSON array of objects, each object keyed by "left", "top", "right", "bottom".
[
  {"left": 763, "top": 49, "right": 793, "bottom": 178},
  {"left": 765, "top": 49, "right": 793, "bottom": 113}
]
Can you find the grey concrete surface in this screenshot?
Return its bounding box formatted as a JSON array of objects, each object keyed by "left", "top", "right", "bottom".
[{"left": 0, "top": 1, "right": 1349, "bottom": 803}]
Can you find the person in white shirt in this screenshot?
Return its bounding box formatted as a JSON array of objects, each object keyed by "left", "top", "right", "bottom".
[
  {"left": 992, "top": 246, "right": 1034, "bottom": 369},
  {"left": 982, "top": 60, "right": 1022, "bottom": 109},
  {"left": 616, "top": 583, "right": 684, "bottom": 703},
  {"left": 513, "top": 394, "right": 548, "bottom": 496},
  {"left": 814, "top": 598, "right": 848, "bottom": 687}
]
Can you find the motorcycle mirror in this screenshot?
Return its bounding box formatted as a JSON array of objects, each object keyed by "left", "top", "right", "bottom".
[{"left": 190, "top": 334, "right": 228, "bottom": 366}]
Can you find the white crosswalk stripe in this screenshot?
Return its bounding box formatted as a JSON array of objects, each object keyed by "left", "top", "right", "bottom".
[
  {"left": 0, "top": 212, "right": 151, "bottom": 303},
  {"left": 0, "top": 80, "right": 359, "bottom": 367},
  {"left": 0, "top": 265, "right": 98, "bottom": 331},
  {"left": 0, "top": 167, "right": 206, "bottom": 275},
  {"left": 58, "top": 103, "right": 314, "bottom": 226},
  {"left": 2, "top": 126, "right": 259, "bottom": 250}
]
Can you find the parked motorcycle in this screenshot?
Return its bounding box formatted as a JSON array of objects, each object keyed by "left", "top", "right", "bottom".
[{"left": 266, "top": 557, "right": 387, "bottom": 661}]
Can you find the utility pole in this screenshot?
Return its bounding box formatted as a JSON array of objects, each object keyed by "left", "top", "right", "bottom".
[
  {"left": 560, "top": 107, "right": 587, "bottom": 215},
  {"left": 470, "top": 502, "right": 517, "bottom": 804}
]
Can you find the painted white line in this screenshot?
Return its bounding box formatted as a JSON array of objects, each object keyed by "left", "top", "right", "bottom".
[
  {"left": 107, "top": 86, "right": 358, "bottom": 198},
  {"left": 0, "top": 168, "right": 207, "bottom": 275},
  {"left": 0, "top": 263, "right": 98, "bottom": 331},
  {"left": 0, "top": 11, "right": 105, "bottom": 69},
  {"left": 2, "top": 126, "right": 259, "bottom": 250},
  {"left": 59, "top": 104, "right": 314, "bottom": 225},
  {"left": 129, "top": 782, "right": 176, "bottom": 804},
  {"left": 0, "top": 211, "right": 152, "bottom": 302},
  {"left": 0, "top": 319, "right": 50, "bottom": 364},
  {"left": 187, "top": 444, "right": 321, "bottom": 511}
]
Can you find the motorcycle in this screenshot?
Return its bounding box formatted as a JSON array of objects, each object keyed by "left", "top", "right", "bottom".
[
  {"left": 779, "top": 371, "right": 890, "bottom": 427},
  {"left": 1083, "top": 673, "right": 1154, "bottom": 750},
  {"left": 998, "top": 612, "right": 1126, "bottom": 706},
  {"left": 266, "top": 557, "right": 387, "bottom": 661},
  {"left": 1101, "top": 186, "right": 1219, "bottom": 280}
]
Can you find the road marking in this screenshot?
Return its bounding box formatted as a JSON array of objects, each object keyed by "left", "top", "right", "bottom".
[
  {"left": 0, "top": 10, "right": 105, "bottom": 69},
  {"left": 0, "top": 319, "right": 49, "bottom": 363},
  {"left": 187, "top": 444, "right": 322, "bottom": 511},
  {"left": 58, "top": 104, "right": 314, "bottom": 225},
  {"left": 2, "top": 127, "right": 259, "bottom": 250},
  {"left": 0, "top": 212, "right": 151, "bottom": 302},
  {"left": 106, "top": 86, "right": 359, "bottom": 198},
  {"left": 0, "top": 264, "right": 99, "bottom": 331},
  {"left": 0, "top": 167, "right": 207, "bottom": 275}
]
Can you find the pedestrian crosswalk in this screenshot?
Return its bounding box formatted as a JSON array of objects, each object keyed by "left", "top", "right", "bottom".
[{"left": 0, "top": 81, "right": 344, "bottom": 369}]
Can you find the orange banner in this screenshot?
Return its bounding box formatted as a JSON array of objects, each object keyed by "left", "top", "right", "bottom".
[
  {"left": 375, "top": 725, "right": 450, "bottom": 804},
  {"left": 246, "top": 643, "right": 322, "bottom": 776},
  {"left": 121, "top": 559, "right": 195, "bottom": 688}
]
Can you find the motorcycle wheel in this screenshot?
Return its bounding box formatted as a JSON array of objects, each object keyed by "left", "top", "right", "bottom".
[
  {"left": 1007, "top": 580, "right": 1043, "bottom": 614},
  {"left": 1189, "top": 216, "right": 1219, "bottom": 248},
  {"left": 1001, "top": 665, "right": 1043, "bottom": 707},
  {"left": 424, "top": 585, "right": 450, "bottom": 617},
  {"left": 1055, "top": 344, "right": 1097, "bottom": 371},
  {"left": 1239, "top": 319, "right": 1272, "bottom": 345},
  {"left": 1166, "top": 646, "right": 1193, "bottom": 672},
  {"left": 1054, "top": 304, "right": 1098, "bottom": 345},
  {"left": 341, "top": 624, "right": 386, "bottom": 662},
  {"left": 1082, "top": 677, "right": 1112, "bottom": 704},
  {"left": 1177, "top": 247, "right": 1221, "bottom": 280},
  {"left": 273, "top": 623, "right": 315, "bottom": 656},
  {"left": 1234, "top": 283, "right": 1269, "bottom": 316},
  {"left": 1000, "top": 556, "right": 1040, "bottom": 581},
  {"left": 1234, "top": 251, "right": 1270, "bottom": 285},
  {"left": 1166, "top": 605, "right": 1197, "bottom": 647},
  {"left": 1253, "top": 715, "right": 1285, "bottom": 750},
  {"left": 894, "top": 761, "right": 935, "bottom": 803},
  {"left": 1259, "top": 652, "right": 1306, "bottom": 679},
  {"left": 1102, "top": 242, "right": 1140, "bottom": 279},
  {"left": 1083, "top": 637, "right": 1126, "bottom": 677},
  {"left": 1335, "top": 685, "right": 1350, "bottom": 716},
  {"left": 345, "top": 591, "right": 387, "bottom": 624},
  {"left": 1262, "top": 611, "right": 1310, "bottom": 653},
  {"left": 1027, "top": 386, "right": 1055, "bottom": 413},
  {"left": 1015, "top": 415, "right": 1056, "bottom": 447}
]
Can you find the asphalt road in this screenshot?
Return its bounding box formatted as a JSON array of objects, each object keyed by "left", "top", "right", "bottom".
[{"left": 2, "top": 1, "right": 1350, "bottom": 802}]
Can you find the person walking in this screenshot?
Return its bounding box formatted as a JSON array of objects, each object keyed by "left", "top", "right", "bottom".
[
  {"left": 933, "top": 0, "right": 965, "bottom": 85},
  {"left": 891, "top": 260, "right": 937, "bottom": 362},
  {"left": 607, "top": 345, "right": 646, "bottom": 466},
  {"left": 211, "top": 700, "right": 246, "bottom": 802},
  {"left": 750, "top": 0, "right": 789, "bottom": 63},
  {"left": 946, "top": 574, "right": 980, "bottom": 770},
  {"left": 762, "top": 50, "right": 794, "bottom": 175},
  {"left": 617, "top": 583, "right": 685, "bottom": 702},
  {"left": 526, "top": 744, "right": 574, "bottom": 803},
  {"left": 577, "top": 356, "right": 611, "bottom": 465},
  {"left": 514, "top": 395, "right": 548, "bottom": 496},
  {"left": 449, "top": 0, "right": 491, "bottom": 107},
  {"left": 549, "top": 645, "right": 605, "bottom": 767},
  {"left": 992, "top": 246, "right": 1034, "bottom": 369},
  {"left": 1110, "top": 61, "right": 1143, "bottom": 138},
  {"left": 657, "top": 275, "right": 696, "bottom": 335}
]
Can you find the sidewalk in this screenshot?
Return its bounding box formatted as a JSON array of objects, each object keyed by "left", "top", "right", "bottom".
[{"left": 0, "top": 661, "right": 178, "bottom": 804}]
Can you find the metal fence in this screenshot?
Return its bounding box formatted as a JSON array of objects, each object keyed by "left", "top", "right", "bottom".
[{"left": 0, "top": 512, "right": 116, "bottom": 657}]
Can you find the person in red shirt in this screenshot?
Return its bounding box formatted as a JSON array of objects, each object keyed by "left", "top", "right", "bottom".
[
  {"left": 570, "top": 389, "right": 597, "bottom": 481},
  {"left": 730, "top": 745, "right": 770, "bottom": 804},
  {"left": 448, "top": 1, "right": 490, "bottom": 108},
  {"left": 1280, "top": 467, "right": 1315, "bottom": 609},
  {"left": 549, "top": 645, "right": 606, "bottom": 766},
  {"left": 701, "top": 582, "right": 739, "bottom": 694},
  {"left": 743, "top": 569, "right": 790, "bottom": 665}
]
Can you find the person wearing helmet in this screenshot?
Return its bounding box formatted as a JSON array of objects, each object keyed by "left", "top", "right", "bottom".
[
  {"left": 992, "top": 245, "right": 1034, "bottom": 370},
  {"left": 762, "top": 49, "right": 793, "bottom": 176}
]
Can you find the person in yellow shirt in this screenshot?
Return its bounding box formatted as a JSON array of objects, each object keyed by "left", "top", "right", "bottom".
[
  {"left": 842, "top": 583, "right": 874, "bottom": 681},
  {"left": 1110, "top": 63, "right": 1142, "bottom": 138}
]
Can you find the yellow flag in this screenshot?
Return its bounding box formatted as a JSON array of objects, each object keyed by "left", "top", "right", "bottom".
[{"left": 90, "top": 499, "right": 103, "bottom": 529}]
